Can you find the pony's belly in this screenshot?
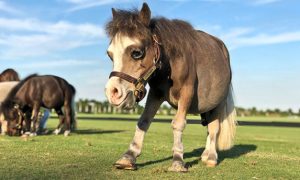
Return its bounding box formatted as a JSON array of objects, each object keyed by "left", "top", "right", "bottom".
[{"left": 166, "top": 93, "right": 218, "bottom": 114}]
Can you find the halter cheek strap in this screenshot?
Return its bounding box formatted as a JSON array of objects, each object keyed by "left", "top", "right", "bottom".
[
  {"left": 13, "top": 105, "right": 23, "bottom": 130},
  {"left": 109, "top": 34, "right": 161, "bottom": 102}
]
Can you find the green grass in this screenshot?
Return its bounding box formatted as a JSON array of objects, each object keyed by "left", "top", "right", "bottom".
[
  {"left": 76, "top": 113, "right": 300, "bottom": 122},
  {"left": 0, "top": 116, "right": 299, "bottom": 179},
  {"left": 238, "top": 116, "right": 300, "bottom": 122}
]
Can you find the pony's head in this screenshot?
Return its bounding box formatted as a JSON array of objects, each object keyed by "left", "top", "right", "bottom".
[
  {"left": 105, "top": 3, "right": 160, "bottom": 109},
  {"left": 1, "top": 103, "right": 23, "bottom": 136}
]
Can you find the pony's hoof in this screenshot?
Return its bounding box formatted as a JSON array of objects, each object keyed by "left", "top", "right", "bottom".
[
  {"left": 168, "top": 161, "right": 188, "bottom": 172},
  {"left": 206, "top": 160, "right": 217, "bottom": 167},
  {"left": 64, "top": 130, "right": 70, "bottom": 137},
  {"left": 53, "top": 129, "right": 61, "bottom": 135},
  {"left": 201, "top": 151, "right": 209, "bottom": 162},
  {"left": 30, "top": 132, "right": 37, "bottom": 137},
  {"left": 21, "top": 134, "right": 29, "bottom": 138},
  {"left": 114, "top": 157, "right": 136, "bottom": 170},
  {"left": 201, "top": 156, "right": 208, "bottom": 162},
  {"left": 205, "top": 154, "right": 218, "bottom": 167}
]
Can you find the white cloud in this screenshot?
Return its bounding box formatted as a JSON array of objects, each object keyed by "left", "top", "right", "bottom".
[
  {"left": 220, "top": 28, "right": 300, "bottom": 49},
  {"left": 0, "top": 18, "right": 106, "bottom": 58},
  {"left": 14, "top": 59, "right": 98, "bottom": 69},
  {"left": 0, "top": 1, "right": 21, "bottom": 14},
  {"left": 252, "top": 0, "right": 281, "bottom": 5},
  {"left": 201, "top": 25, "right": 300, "bottom": 50},
  {"left": 65, "top": 0, "right": 132, "bottom": 12},
  {"left": 231, "top": 31, "right": 300, "bottom": 46}
]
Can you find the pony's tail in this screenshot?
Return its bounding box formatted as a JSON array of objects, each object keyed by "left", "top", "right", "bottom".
[
  {"left": 217, "top": 86, "right": 237, "bottom": 151},
  {"left": 70, "top": 85, "right": 77, "bottom": 131}
]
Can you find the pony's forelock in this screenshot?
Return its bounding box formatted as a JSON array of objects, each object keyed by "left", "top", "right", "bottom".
[{"left": 106, "top": 8, "right": 152, "bottom": 40}]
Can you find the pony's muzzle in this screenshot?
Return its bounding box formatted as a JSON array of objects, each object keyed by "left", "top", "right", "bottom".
[{"left": 105, "top": 78, "right": 135, "bottom": 108}]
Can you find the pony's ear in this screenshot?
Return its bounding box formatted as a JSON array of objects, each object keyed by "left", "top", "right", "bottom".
[
  {"left": 139, "top": 2, "right": 151, "bottom": 26},
  {"left": 112, "top": 8, "right": 117, "bottom": 18}
]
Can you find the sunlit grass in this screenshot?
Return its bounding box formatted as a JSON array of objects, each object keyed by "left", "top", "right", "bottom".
[{"left": 0, "top": 116, "right": 299, "bottom": 179}]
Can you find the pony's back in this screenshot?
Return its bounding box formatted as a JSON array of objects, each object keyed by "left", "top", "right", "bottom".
[{"left": 0, "top": 82, "right": 19, "bottom": 102}]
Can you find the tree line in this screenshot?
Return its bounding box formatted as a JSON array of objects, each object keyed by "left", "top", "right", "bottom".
[
  {"left": 76, "top": 99, "right": 300, "bottom": 117},
  {"left": 236, "top": 107, "right": 300, "bottom": 117},
  {"left": 76, "top": 99, "right": 175, "bottom": 115}
]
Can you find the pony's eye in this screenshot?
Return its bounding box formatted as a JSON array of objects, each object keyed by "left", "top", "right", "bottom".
[{"left": 131, "top": 49, "right": 144, "bottom": 60}]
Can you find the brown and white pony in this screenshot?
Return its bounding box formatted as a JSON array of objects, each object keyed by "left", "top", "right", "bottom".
[{"left": 105, "top": 3, "right": 236, "bottom": 171}]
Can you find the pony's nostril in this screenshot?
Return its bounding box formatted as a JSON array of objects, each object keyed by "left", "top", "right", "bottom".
[
  {"left": 112, "top": 87, "right": 118, "bottom": 94},
  {"left": 111, "top": 87, "right": 122, "bottom": 99}
]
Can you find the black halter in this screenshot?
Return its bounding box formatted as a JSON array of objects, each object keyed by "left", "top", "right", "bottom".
[{"left": 109, "top": 35, "right": 161, "bottom": 102}]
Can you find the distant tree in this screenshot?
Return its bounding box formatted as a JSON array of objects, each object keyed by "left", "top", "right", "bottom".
[
  {"left": 250, "top": 107, "right": 257, "bottom": 116},
  {"left": 288, "top": 108, "right": 293, "bottom": 116}
]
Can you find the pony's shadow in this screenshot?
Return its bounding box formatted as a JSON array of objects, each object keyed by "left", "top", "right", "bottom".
[
  {"left": 137, "top": 144, "right": 257, "bottom": 169},
  {"left": 74, "top": 129, "right": 126, "bottom": 135},
  {"left": 37, "top": 129, "right": 125, "bottom": 136}
]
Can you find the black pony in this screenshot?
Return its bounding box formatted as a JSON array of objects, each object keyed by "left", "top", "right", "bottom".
[
  {"left": 1, "top": 74, "right": 76, "bottom": 136},
  {"left": 0, "top": 68, "right": 20, "bottom": 82}
]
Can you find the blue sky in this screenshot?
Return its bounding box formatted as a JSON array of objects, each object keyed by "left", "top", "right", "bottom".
[{"left": 0, "top": 0, "right": 299, "bottom": 111}]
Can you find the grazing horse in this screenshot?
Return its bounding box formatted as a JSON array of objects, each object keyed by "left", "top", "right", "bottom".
[
  {"left": 0, "top": 69, "right": 20, "bottom": 82},
  {"left": 105, "top": 3, "right": 236, "bottom": 171},
  {"left": 1, "top": 74, "right": 76, "bottom": 136},
  {"left": 0, "top": 81, "right": 19, "bottom": 135}
]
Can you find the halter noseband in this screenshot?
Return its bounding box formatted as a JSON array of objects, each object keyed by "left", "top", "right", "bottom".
[{"left": 109, "top": 35, "right": 161, "bottom": 102}]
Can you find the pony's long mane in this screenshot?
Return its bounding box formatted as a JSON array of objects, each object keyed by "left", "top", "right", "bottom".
[
  {"left": 150, "top": 18, "right": 199, "bottom": 58},
  {"left": 2, "top": 74, "right": 38, "bottom": 106}
]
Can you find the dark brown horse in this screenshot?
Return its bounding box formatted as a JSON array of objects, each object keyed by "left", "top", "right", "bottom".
[
  {"left": 105, "top": 3, "right": 236, "bottom": 171},
  {"left": 0, "top": 69, "right": 20, "bottom": 82},
  {"left": 1, "top": 74, "right": 76, "bottom": 136}
]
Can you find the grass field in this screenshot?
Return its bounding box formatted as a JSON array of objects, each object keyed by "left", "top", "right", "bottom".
[
  {"left": 76, "top": 113, "right": 300, "bottom": 122},
  {"left": 0, "top": 115, "right": 299, "bottom": 179}
]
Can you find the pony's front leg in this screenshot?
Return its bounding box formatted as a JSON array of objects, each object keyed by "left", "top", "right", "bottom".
[
  {"left": 114, "top": 90, "right": 163, "bottom": 170},
  {"left": 30, "top": 105, "right": 40, "bottom": 136},
  {"left": 23, "top": 112, "right": 32, "bottom": 135},
  {"left": 168, "top": 86, "right": 193, "bottom": 172}
]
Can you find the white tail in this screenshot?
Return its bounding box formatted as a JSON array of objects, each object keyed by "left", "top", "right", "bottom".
[{"left": 217, "top": 86, "right": 237, "bottom": 151}]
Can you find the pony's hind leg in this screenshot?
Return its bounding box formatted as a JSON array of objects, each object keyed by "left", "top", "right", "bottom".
[
  {"left": 201, "top": 119, "right": 220, "bottom": 167},
  {"left": 54, "top": 108, "right": 64, "bottom": 135},
  {"left": 114, "top": 89, "right": 163, "bottom": 170},
  {"left": 63, "top": 102, "right": 73, "bottom": 137},
  {"left": 200, "top": 102, "right": 224, "bottom": 167},
  {"left": 201, "top": 89, "right": 237, "bottom": 167}
]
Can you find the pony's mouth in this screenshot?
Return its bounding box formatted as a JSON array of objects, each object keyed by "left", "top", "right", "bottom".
[{"left": 116, "top": 91, "right": 135, "bottom": 110}]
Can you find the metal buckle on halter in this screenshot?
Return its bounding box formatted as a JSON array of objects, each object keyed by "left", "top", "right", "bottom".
[{"left": 134, "top": 78, "right": 147, "bottom": 102}]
